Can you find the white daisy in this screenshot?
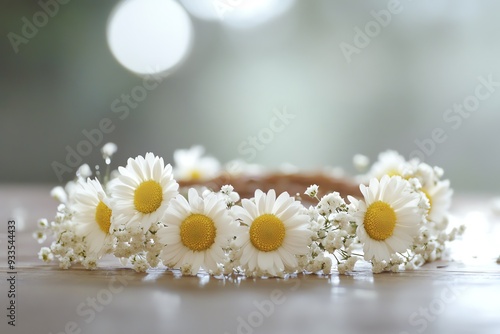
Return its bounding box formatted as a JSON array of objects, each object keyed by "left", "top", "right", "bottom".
[
  {"left": 366, "top": 150, "right": 409, "bottom": 180},
  {"left": 349, "top": 176, "right": 425, "bottom": 262},
  {"left": 110, "top": 153, "right": 179, "bottom": 230},
  {"left": 173, "top": 145, "right": 220, "bottom": 181},
  {"left": 72, "top": 178, "right": 114, "bottom": 257},
  {"left": 232, "top": 189, "right": 311, "bottom": 276},
  {"left": 413, "top": 163, "right": 452, "bottom": 223},
  {"left": 157, "top": 188, "right": 236, "bottom": 275}
]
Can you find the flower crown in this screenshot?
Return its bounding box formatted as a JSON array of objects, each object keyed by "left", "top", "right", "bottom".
[{"left": 36, "top": 144, "right": 464, "bottom": 277}]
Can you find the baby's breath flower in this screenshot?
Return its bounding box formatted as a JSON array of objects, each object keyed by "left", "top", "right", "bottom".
[
  {"left": 82, "top": 257, "right": 98, "bottom": 270},
  {"left": 337, "top": 262, "right": 348, "bottom": 275},
  {"left": 227, "top": 192, "right": 240, "bottom": 204},
  {"left": 405, "top": 261, "right": 416, "bottom": 270},
  {"left": 146, "top": 251, "right": 161, "bottom": 268},
  {"left": 322, "top": 257, "right": 332, "bottom": 275},
  {"left": 218, "top": 185, "right": 240, "bottom": 208},
  {"left": 50, "top": 242, "right": 64, "bottom": 255},
  {"left": 57, "top": 204, "right": 66, "bottom": 213},
  {"left": 37, "top": 218, "right": 49, "bottom": 229},
  {"left": 38, "top": 247, "right": 53, "bottom": 262},
  {"left": 59, "top": 257, "right": 71, "bottom": 269},
  {"left": 221, "top": 185, "right": 234, "bottom": 195},
  {"left": 180, "top": 264, "right": 193, "bottom": 276},
  {"left": 317, "top": 192, "right": 344, "bottom": 216},
  {"left": 390, "top": 254, "right": 404, "bottom": 265},
  {"left": 390, "top": 264, "right": 401, "bottom": 273},
  {"left": 77, "top": 164, "right": 92, "bottom": 179},
  {"left": 346, "top": 256, "right": 358, "bottom": 270},
  {"left": 372, "top": 259, "right": 388, "bottom": 274},
  {"left": 33, "top": 231, "right": 46, "bottom": 244},
  {"left": 60, "top": 231, "right": 75, "bottom": 244},
  {"left": 101, "top": 142, "right": 117, "bottom": 161},
  {"left": 50, "top": 186, "right": 67, "bottom": 204},
  {"left": 305, "top": 184, "right": 319, "bottom": 198},
  {"left": 131, "top": 254, "right": 149, "bottom": 273}
]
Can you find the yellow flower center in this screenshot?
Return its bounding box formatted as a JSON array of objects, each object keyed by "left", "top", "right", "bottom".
[
  {"left": 134, "top": 180, "right": 163, "bottom": 214},
  {"left": 250, "top": 214, "right": 286, "bottom": 252},
  {"left": 95, "top": 201, "right": 112, "bottom": 233},
  {"left": 422, "top": 189, "right": 433, "bottom": 213},
  {"left": 189, "top": 169, "right": 202, "bottom": 180},
  {"left": 364, "top": 201, "right": 397, "bottom": 241},
  {"left": 386, "top": 169, "right": 401, "bottom": 177},
  {"left": 180, "top": 214, "right": 216, "bottom": 251}
]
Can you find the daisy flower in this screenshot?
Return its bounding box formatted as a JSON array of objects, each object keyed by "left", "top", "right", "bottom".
[
  {"left": 173, "top": 145, "right": 220, "bottom": 181},
  {"left": 413, "top": 163, "right": 452, "bottom": 223},
  {"left": 366, "top": 150, "right": 409, "bottom": 180},
  {"left": 72, "top": 178, "right": 114, "bottom": 257},
  {"left": 157, "top": 188, "right": 236, "bottom": 275},
  {"left": 110, "top": 153, "right": 179, "bottom": 230},
  {"left": 232, "top": 189, "right": 311, "bottom": 277},
  {"left": 349, "top": 176, "right": 426, "bottom": 262}
]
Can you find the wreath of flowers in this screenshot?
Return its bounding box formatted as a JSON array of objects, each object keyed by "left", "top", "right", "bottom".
[{"left": 36, "top": 144, "right": 465, "bottom": 277}]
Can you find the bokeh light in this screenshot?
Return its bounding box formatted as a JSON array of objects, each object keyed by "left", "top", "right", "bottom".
[
  {"left": 107, "top": 0, "right": 193, "bottom": 76},
  {"left": 179, "top": 0, "right": 296, "bottom": 29},
  {"left": 178, "top": 0, "right": 220, "bottom": 21}
]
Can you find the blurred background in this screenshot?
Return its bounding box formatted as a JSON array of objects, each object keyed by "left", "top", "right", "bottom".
[{"left": 1, "top": 0, "right": 499, "bottom": 192}]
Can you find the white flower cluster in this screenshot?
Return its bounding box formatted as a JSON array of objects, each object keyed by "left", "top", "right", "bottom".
[
  {"left": 35, "top": 145, "right": 463, "bottom": 277},
  {"left": 355, "top": 150, "right": 466, "bottom": 273},
  {"left": 296, "top": 150, "right": 465, "bottom": 275},
  {"left": 300, "top": 191, "right": 358, "bottom": 275},
  {"left": 37, "top": 203, "right": 92, "bottom": 270}
]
